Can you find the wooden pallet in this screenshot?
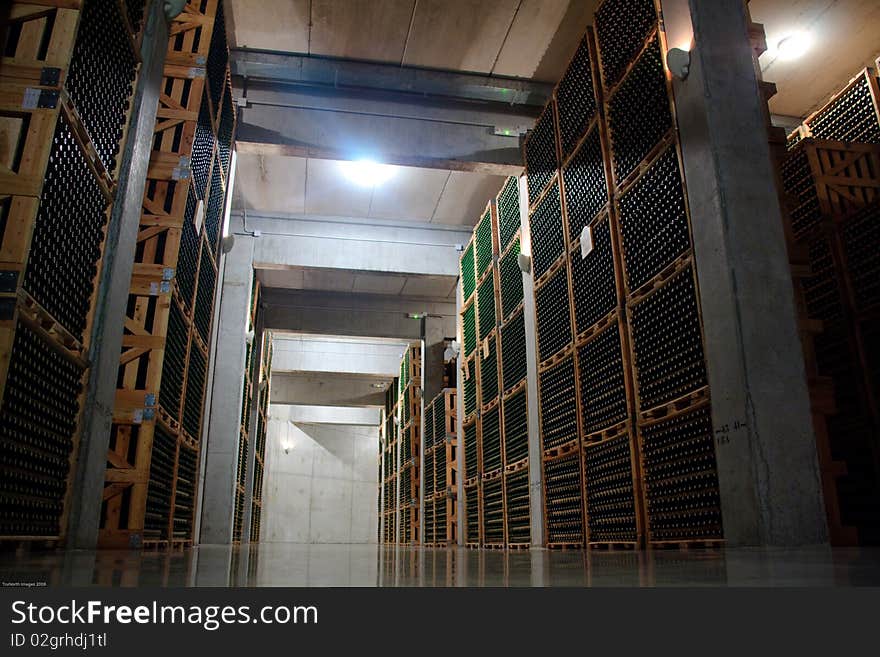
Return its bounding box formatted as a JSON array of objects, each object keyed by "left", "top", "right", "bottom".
[
  {"left": 588, "top": 541, "right": 638, "bottom": 551},
  {"left": 649, "top": 539, "right": 725, "bottom": 551},
  {"left": 546, "top": 542, "right": 584, "bottom": 550},
  {"left": 542, "top": 437, "right": 580, "bottom": 462},
  {"left": 537, "top": 342, "right": 574, "bottom": 374},
  {"left": 638, "top": 386, "right": 710, "bottom": 424}
]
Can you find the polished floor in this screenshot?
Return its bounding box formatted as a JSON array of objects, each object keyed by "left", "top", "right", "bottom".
[{"left": 3, "top": 543, "right": 880, "bottom": 586}]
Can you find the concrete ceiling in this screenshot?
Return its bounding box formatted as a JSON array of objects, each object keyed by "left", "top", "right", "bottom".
[
  {"left": 750, "top": 0, "right": 880, "bottom": 118},
  {"left": 228, "top": 0, "right": 598, "bottom": 82},
  {"left": 233, "top": 153, "right": 506, "bottom": 226},
  {"left": 257, "top": 267, "right": 457, "bottom": 300}
]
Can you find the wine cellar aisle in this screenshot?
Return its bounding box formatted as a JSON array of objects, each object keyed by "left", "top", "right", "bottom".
[{"left": 2, "top": 0, "right": 880, "bottom": 588}]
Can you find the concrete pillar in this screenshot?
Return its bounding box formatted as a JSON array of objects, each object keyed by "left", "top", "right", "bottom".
[
  {"left": 198, "top": 230, "right": 256, "bottom": 543},
  {"left": 518, "top": 175, "right": 544, "bottom": 547},
  {"left": 67, "top": 1, "right": 168, "bottom": 548},
  {"left": 669, "top": 0, "right": 827, "bottom": 545}
]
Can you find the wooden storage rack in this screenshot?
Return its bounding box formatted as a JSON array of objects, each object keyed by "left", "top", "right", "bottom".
[
  {"left": 99, "top": 0, "right": 232, "bottom": 549},
  {"left": 518, "top": 0, "right": 723, "bottom": 549},
  {"left": 0, "top": 0, "right": 144, "bottom": 545},
  {"left": 250, "top": 330, "right": 272, "bottom": 542}
]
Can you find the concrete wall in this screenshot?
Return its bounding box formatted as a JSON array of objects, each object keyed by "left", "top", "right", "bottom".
[{"left": 262, "top": 406, "right": 379, "bottom": 543}]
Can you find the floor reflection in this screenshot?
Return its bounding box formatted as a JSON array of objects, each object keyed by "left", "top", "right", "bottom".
[{"left": 2, "top": 544, "right": 880, "bottom": 587}]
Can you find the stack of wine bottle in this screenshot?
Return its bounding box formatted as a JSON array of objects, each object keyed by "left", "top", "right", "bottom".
[
  {"left": 182, "top": 347, "right": 207, "bottom": 440},
  {"left": 607, "top": 37, "right": 672, "bottom": 185},
  {"left": 594, "top": 0, "right": 657, "bottom": 91},
  {"left": 22, "top": 114, "right": 110, "bottom": 343},
  {"left": 577, "top": 322, "right": 628, "bottom": 434},
  {"left": 65, "top": 0, "right": 139, "bottom": 175},
  {"left": 464, "top": 421, "right": 479, "bottom": 482},
  {"left": 539, "top": 357, "right": 578, "bottom": 451},
  {"left": 496, "top": 177, "right": 521, "bottom": 253},
  {"left": 569, "top": 215, "right": 616, "bottom": 335},
  {"left": 499, "top": 239, "right": 524, "bottom": 320},
  {"left": 543, "top": 453, "right": 583, "bottom": 544},
  {"left": 562, "top": 126, "right": 608, "bottom": 240},
  {"left": 556, "top": 34, "right": 599, "bottom": 158},
  {"left": 617, "top": 146, "right": 690, "bottom": 293},
  {"left": 479, "top": 336, "right": 499, "bottom": 405},
  {"left": 805, "top": 72, "right": 880, "bottom": 144},
  {"left": 500, "top": 310, "right": 527, "bottom": 391},
  {"left": 482, "top": 476, "right": 504, "bottom": 545},
  {"left": 460, "top": 241, "right": 476, "bottom": 303},
  {"left": 528, "top": 182, "right": 565, "bottom": 280},
  {"left": 525, "top": 107, "right": 558, "bottom": 206},
  {"left": 475, "top": 208, "right": 494, "bottom": 279},
  {"left": 505, "top": 468, "right": 530, "bottom": 545},
  {"left": 481, "top": 406, "right": 502, "bottom": 474},
  {"left": 477, "top": 275, "right": 496, "bottom": 341},
  {"left": 535, "top": 266, "right": 571, "bottom": 363},
  {"left": 629, "top": 267, "right": 707, "bottom": 410},
  {"left": 503, "top": 389, "right": 528, "bottom": 466},
  {"left": 144, "top": 426, "right": 176, "bottom": 540},
  {"left": 583, "top": 432, "right": 638, "bottom": 543}
]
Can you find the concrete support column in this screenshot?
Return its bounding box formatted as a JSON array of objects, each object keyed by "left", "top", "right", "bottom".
[
  {"left": 67, "top": 1, "right": 168, "bottom": 547},
  {"left": 198, "top": 230, "right": 256, "bottom": 543},
  {"left": 669, "top": 0, "right": 827, "bottom": 545},
  {"left": 519, "top": 175, "right": 544, "bottom": 547}
]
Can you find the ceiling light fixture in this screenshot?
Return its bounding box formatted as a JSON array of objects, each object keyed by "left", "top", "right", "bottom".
[
  {"left": 776, "top": 31, "right": 813, "bottom": 61},
  {"left": 339, "top": 159, "right": 398, "bottom": 187}
]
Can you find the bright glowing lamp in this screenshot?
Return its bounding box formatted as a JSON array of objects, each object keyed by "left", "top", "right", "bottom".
[
  {"left": 338, "top": 159, "right": 398, "bottom": 187},
  {"left": 777, "top": 32, "right": 813, "bottom": 61}
]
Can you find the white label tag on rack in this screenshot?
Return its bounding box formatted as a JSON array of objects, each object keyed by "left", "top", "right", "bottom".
[
  {"left": 194, "top": 200, "right": 205, "bottom": 235},
  {"left": 22, "top": 88, "right": 40, "bottom": 109},
  {"left": 580, "top": 225, "right": 594, "bottom": 259},
  {"left": 149, "top": 281, "right": 159, "bottom": 296},
  {"left": 133, "top": 409, "right": 144, "bottom": 424}
]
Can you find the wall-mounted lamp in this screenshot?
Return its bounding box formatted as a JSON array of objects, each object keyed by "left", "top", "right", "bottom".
[
  {"left": 221, "top": 234, "right": 235, "bottom": 254},
  {"left": 667, "top": 48, "right": 691, "bottom": 81},
  {"left": 444, "top": 340, "right": 461, "bottom": 362}
]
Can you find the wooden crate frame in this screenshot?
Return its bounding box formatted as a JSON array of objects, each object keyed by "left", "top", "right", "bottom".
[
  {"left": 0, "top": 82, "right": 63, "bottom": 197},
  {"left": 165, "top": 0, "right": 219, "bottom": 68},
  {"left": 99, "top": 18, "right": 229, "bottom": 546},
  {"left": 581, "top": 423, "right": 644, "bottom": 548},
  {"left": 790, "top": 139, "right": 880, "bottom": 225},
  {"left": 503, "top": 457, "right": 531, "bottom": 549},
  {"left": 463, "top": 480, "right": 481, "bottom": 547},
  {"left": 480, "top": 467, "right": 506, "bottom": 548},
  {"left": 802, "top": 68, "right": 880, "bottom": 142},
  {"left": 0, "top": 2, "right": 81, "bottom": 84}
]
